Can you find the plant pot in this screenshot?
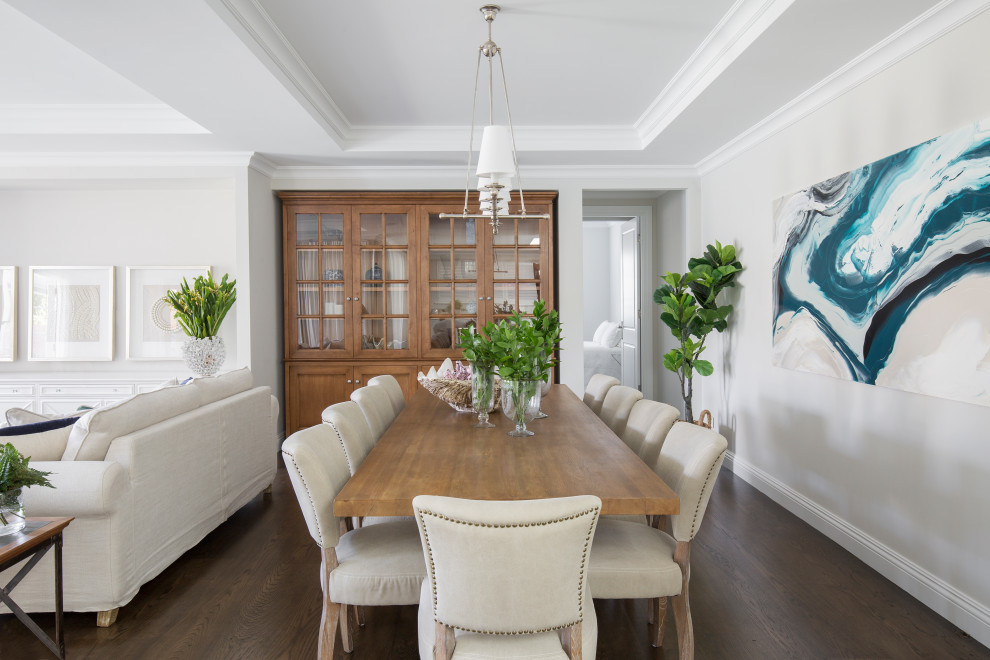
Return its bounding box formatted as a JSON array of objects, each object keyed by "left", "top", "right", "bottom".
[
  {"left": 500, "top": 379, "right": 542, "bottom": 437},
  {"left": 471, "top": 366, "right": 497, "bottom": 428},
  {"left": 0, "top": 489, "right": 25, "bottom": 537},
  {"left": 182, "top": 336, "right": 226, "bottom": 377}
]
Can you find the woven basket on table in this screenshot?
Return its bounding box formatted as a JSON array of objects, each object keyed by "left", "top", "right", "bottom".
[{"left": 419, "top": 376, "right": 501, "bottom": 413}]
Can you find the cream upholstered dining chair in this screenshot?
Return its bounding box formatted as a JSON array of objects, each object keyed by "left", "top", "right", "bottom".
[
  {"left": 350, "top": 384, "right": 396, "bottom": 441},
  {"left": 324, "top": 399, "right": 412, "bottom": 529},
  {"left": 368, "top": 374, "right": 406, "bottom": 416},
  {"left": 413, "top": 495, "right": 602, "bottom": 660},
  {"left": 599, "top": 385, "right": 644, "bottom": 436},
  {"left": 588, "top": 422, "right": 727, "bottom": 659},
  {"left": 583, "top": 374, "right": 619, "bottom": 416},
  {"left": 622, "top": 399, "right": 681, "bottom": 469},
  {"left": 282, "top": 423, "right": 426, "bottom": 659},
  {"left": 321, "top": 401, "right": 376, "bottom": 476}
]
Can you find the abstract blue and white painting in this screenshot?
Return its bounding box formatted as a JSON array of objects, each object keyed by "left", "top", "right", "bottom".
[{"left": 772, "top": 118, "right": 990, "bottom": 407}]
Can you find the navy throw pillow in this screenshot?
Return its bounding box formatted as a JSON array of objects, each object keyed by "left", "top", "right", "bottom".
[{"left": 0, "top": 416, "right": 79, "bottom": 437}]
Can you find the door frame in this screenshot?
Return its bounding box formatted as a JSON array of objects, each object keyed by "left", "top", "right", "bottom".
[{"left": 582, "top": 205, "right": 655, "bottom": 399}]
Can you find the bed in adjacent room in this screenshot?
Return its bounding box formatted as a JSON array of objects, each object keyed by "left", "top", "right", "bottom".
[{"left": 584, "top": 320, "right": 622, "bottom": 385}]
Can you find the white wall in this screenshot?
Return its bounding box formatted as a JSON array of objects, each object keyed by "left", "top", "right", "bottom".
[
  {"left": 655, "top": 190, "right": 686, "bottom": 407},
  {"left": 698, "top": 10, "right": 990, "bottom": 646},
  {"left": 0, "top": 182, "right": 238, "bottom": 377},
  {"left": 582, "top": 224, "right": 614, "bottom": 339}
]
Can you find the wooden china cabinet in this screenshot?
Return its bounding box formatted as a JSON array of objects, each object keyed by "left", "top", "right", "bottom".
[{"left": 280, "top": 191, "right": 556, "bottom": 435}]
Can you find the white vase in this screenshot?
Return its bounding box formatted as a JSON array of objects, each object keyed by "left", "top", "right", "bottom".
[
  {"left": 0, "top": 489, "right": 25, "bottom": 537},
  {"left": 182, "top": 336, "right": 226, "bottom": 377}
]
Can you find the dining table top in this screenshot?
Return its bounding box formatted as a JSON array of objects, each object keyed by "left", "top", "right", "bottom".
[{"left": 333, "top": 384, "right": 680, "bottom": 517}]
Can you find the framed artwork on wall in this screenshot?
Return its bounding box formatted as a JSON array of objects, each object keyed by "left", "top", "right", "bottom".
[
  {"left": 0, "top": 266, "right": 15, "bottom": 361},
  {"left": 771, "top": 117, "right": 990, "bottom": 407},
  {"left": 126, "top": 266, "right": 210, "bottom": 360},
  {"left": 29, "top": 266, "right": 115, "bottom": 361}
]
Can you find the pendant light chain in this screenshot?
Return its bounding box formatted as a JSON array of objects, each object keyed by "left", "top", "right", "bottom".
[
  {"left": 463, "top": 48, "right": 484, "bottom": 215},
  {"left": 497, "top": 50, "right": 526, "bottom": 215}
]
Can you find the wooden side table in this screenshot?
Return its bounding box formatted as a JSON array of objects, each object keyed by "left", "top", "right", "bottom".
[{"left": 0, "top": 517, "right": 74, "bottom": 659}]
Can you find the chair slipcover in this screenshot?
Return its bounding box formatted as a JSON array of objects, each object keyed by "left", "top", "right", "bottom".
[
  {"left": 599, "top": 385, "right": 643, "bottom": 436},
  {"left": 414, "top": 495, "right": 602, "bottom": 659},
  {"left": 367, "top": 375, "right": 406, "bottom": 416},
  {"left": 350, "top": 385, "right": 396, "bottom": 441},
  {"left": 583, "top": 374, "right": 619, "bottom": 416},
  {"left": 321, "top": 401, "right": 376, "bottom": 476},
  {"left": 622, "top": 399, "right": 681, "bottom": 469}
]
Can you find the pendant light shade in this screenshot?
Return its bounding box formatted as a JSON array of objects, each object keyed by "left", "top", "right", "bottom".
[{"left": 476, "top": 125, "right": 515, "bottom": 181}]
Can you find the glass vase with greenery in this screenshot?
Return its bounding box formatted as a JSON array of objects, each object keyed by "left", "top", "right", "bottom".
[
  {"left": 0, "top": 442, "right": 55, "bottom": 535},
  {"left": 654, "top": 241, "right": 742, "bottom": 424},
  {"left": 459, "top": 325, "right": 500, "bottom": 428},
  {"left": 479, "top": 300, "right": 563, "bottom": 436},
  {"left": 165, "top": 271, "right": 237, "bottom": 339}
]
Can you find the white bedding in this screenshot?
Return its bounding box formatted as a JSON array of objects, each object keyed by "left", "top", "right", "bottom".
[{"left": 584, "top": 340, "right": 621, "bottom": 386}]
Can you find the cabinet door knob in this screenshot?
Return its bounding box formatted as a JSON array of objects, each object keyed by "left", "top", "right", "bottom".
[
  {"left": 345, "top": 297, "right": 351, "bottom": 301},
  {"left": 478, "top": 297, "right": 483, "bottom": 301},
  {"left": 346, "top": 379, "right": 352, "bottom": 384},
  {"left": 486, "top": 296, "right": 493, "bottom": 300},
  {"left": 354, "top": 379, "right": 361, "bottom": 384},
  {"left": 354, "top": 296, "right": 360, "bottom": 302}
]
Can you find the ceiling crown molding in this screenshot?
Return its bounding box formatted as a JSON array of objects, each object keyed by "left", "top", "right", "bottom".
[
  {"left": 210, "top": 0, "right": 781, "bottom": 154},
  {"left": 0, "top": 104, "right": 208, "bottom": 135},
  {"left": 0, "top": 151, "right": 255, "bottom": 171},
  {"left": 207, "top": 0, "right": 352, "bottom": 145},
  {"left": 635, "top": 0, "right": 796, "bottom": 146},
  {"left": 695, "top": 0, "right": 990, "bottom": 175}
]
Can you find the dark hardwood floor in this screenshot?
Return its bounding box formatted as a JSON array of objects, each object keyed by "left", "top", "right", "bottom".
[{"left": 2, "top": 460, "right": 987, "bottom": 659}]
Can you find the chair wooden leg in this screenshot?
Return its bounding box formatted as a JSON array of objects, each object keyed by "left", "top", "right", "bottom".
[
  {"left": 319, "top": 548, "right": 341, "bottom": 660},
  {"left": 560, "top": 621, "right": 583, "bottom": 659},
  {"left": 340, "top": 604, "right": 354, "bottom": 653},
  {"left": 435, "top": 621, "right": 455, "bottom": 660},
  {"left": 96, "top": 608, "right": 118, "bottom": 627},
  {"left": 650, "top": 597, "right": 668, "bottom": 647},
  {"left": 357, "top": 605, "right": 366, "bottom": 627},
  {"left": 672, "top": 541, "right": 694, "bottom": 660}
]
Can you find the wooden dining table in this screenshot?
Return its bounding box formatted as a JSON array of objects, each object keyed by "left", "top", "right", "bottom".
[{"left": 334, "top": 384, "right": 679, "bottom": 517}]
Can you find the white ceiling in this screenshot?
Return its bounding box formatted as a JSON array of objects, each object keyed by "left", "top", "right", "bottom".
[{"left": 0, "top": 0, "right": 981, "bottom": 172}]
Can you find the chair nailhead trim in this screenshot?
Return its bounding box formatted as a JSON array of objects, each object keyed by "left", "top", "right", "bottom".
[
  {"left": 322, "top": 418, "right": 354, "bottom": 474},
  {"left": 281, "top": 449, "right": 327, "bottom": 547},
  {"left": 688, "top": 450, "right": 725, "bottom": 539},
  {"left": 418, "top": 506, "right": 600, "bottom": 636}
]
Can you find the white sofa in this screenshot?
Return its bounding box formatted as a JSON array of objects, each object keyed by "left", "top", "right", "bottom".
[{"left": 0, "top": 367, "right": 279, "bottom": 625}]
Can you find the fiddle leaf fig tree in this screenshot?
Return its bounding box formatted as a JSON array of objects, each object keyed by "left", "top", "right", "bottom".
[{"left": 655, "top": 241, "right": 742, "bottom": 423}]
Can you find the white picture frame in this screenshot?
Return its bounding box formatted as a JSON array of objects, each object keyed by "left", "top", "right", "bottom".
[
  {"left": 29, "top": 266, "right": 115, "bottom": 361},
  {"left": 126, "top": 266, "right": 210, "bottom": 360},
  {"left": 0, "top": 267, "right": 15, "bottom": 361}
]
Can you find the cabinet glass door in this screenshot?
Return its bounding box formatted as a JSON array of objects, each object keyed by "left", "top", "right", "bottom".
[
  {"left": 292, "top": 210, "right": 351, "bottom": 355},
  {"left": 424, "top": 211, "right": 482, "bottom": 357},
  {"left": 488, "top": 214, "right": 551, "bottom": 321},
  {"left": 355, "top": 209, "right": 415, "bottom": 356}
]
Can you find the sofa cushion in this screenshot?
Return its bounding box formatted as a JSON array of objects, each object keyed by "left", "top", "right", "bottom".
[
  {"left": 0, "top": 416, "right": 79, "bottom": 461},
  {"left": 188, "top": 367, "right": 253, "bottom": 406},
  {"left": 61, "top": 385, "right": 203, "bottom": 461}
]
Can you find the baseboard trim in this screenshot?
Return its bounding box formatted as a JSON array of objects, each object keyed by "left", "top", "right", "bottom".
[{"left": 724, "top": 450, "right": 990, "bottom": 649}]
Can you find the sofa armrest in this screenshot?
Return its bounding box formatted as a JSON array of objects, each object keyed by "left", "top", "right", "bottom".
[{"left": 20, "top": 460, "right": 129, "bottom": 517}]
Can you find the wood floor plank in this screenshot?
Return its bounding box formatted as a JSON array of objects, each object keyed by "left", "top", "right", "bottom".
[{"left": 1, "top": 461, "right": 986, "bottom": 659}]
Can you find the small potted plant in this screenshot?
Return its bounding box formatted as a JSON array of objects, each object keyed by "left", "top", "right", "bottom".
[
  {"left": 166, "top": 271, "right": 237, "bottom": 377},
  {"left": 654, "top": 241, "right": 742, "bottom": 424},
  {"left": 0, "top": 443, "right": 55, "bottom": 537}
]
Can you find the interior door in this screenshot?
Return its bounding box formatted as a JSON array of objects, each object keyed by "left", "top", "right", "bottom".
[{"left": 619, "top": 219, "right": 640, "bottom": 389}]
